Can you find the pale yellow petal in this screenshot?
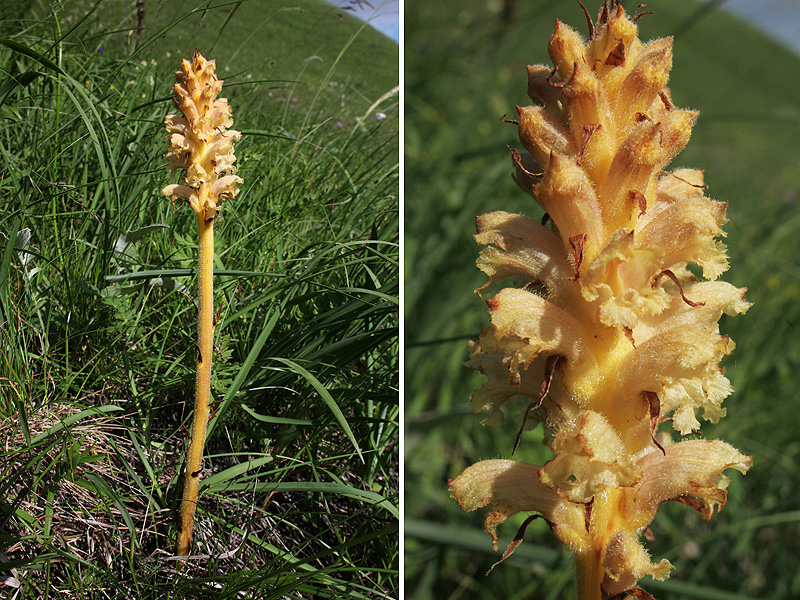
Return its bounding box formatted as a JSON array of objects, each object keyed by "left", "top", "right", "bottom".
[
  {"left": 449, "top": 459, "right": 587, "bottom": 549},
  {"left": 600, "top": 530, "right": 672, "bottom": 597},
  {"left": 635, "top": 440, "right": 752, "bottom": 521},
  {"left": 487, "top": 287, "right": 591, "bottom": 369},
  {"left": 474, "top": 211, "right": 571, "bottom": 297},
  {"left": 540, "top": 411, "right": 641, "bottom": 503}
]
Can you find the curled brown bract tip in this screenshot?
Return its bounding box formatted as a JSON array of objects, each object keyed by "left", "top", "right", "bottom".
[{"left": 568, "top": 233, "right": 588, "bottom": 281}]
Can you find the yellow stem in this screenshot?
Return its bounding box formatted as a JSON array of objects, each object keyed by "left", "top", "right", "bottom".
[
  {"left": 176, "top": 206, "right": 215, "bottom": 559},
  {"left": 575, "top": 547, "right": 604, "bottom": 600}
]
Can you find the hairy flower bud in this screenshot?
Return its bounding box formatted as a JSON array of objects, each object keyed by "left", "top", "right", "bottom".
[{"left": 450, "top": 3, "right": 751, "bottom": 597}]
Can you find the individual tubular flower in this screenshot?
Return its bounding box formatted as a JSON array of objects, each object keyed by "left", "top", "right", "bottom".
[
  {"left": 162, "top": 51, "right": 242, "bottom": 561},
  {"left": 450, "top": 3, "right": 751, "bottom": 599}
]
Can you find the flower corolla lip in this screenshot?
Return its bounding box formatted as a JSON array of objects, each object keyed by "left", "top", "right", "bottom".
[
  {"left": 211, "top": 174, "right": 244, "bottom": 200},
  {"left": 162, "top": 184, "right": 199, "bottom": 212},
  {"left": 448, "top": 459, "right": 587, "bottom": 550}
]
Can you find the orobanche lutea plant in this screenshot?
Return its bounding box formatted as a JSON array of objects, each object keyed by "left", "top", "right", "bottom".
[
  {"left": 162, "top": 51, "right": 242, "bottom": 559},
  {"left": 449, "top": 3, "right": 751, "bottom": 599}
]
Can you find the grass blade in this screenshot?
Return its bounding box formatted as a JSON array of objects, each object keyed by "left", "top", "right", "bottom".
[
  {"left": 199, "top": 455, "right": 274, "bottom": 492},
  {"left": 271, "top": 357, "right": 363, "bottom": 462}
]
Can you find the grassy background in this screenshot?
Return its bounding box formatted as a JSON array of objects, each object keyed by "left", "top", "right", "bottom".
[
  {"left": 51, "top": 0, "right": 399, "bottom": 113},
  {"left": 0, "top": 0, "right": 398, "bottom": 598},
  {"left": 405, "top": 0, "right": 800, "bottom": 598}
]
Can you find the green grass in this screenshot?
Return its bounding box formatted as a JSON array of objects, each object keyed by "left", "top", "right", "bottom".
[
  {"left": 0, "top": 0, "right": 398, "bottom": 598},
  {"left": 405, "top": 0, "right": 800, "bottom": 599},
  {"left": 33, "top": 0, "right": 399, "bottom": 110}
]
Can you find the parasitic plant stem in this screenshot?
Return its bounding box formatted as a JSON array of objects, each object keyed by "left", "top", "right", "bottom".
[
  {"left": 576, "top": 550, "right": 604, "bottom": 600},
  {"left": 177, "top": 209, "right": 214, "bottom": 558},
  {"left": 162, "top": 51, "right": 242, "bottom": 561}
]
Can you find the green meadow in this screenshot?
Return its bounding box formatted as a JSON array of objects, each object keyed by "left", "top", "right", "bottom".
[
  {"left": 406, "top": 0, "right": 800, "bottom": 598},
  {"left": 1, "top": 0, "right": 398, "bottom": 598}
]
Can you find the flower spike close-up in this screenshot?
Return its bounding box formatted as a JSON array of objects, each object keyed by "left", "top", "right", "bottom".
[{"left": 448, "top": 2, "right": 752, "bottom": 599}]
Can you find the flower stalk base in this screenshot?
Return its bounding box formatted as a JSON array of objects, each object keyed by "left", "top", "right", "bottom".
[
  {"left": 176, "top": 211, "right": 215, "bottom": 558},
  {"left": 576, "top": 549, "right": 604, "bottom": 600}
]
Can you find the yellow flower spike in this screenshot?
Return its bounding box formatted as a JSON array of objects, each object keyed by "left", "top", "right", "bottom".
[
  {"left": 451, "top": 2, "right": 752, "bottom": 598},
  {"left": 162, "top": 51, "right": 242, "bottom": 562}
]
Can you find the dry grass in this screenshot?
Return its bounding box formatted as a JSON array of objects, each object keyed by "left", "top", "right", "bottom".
[{"left": 1, "top": 399, "right": 397, "bottom": 598}]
